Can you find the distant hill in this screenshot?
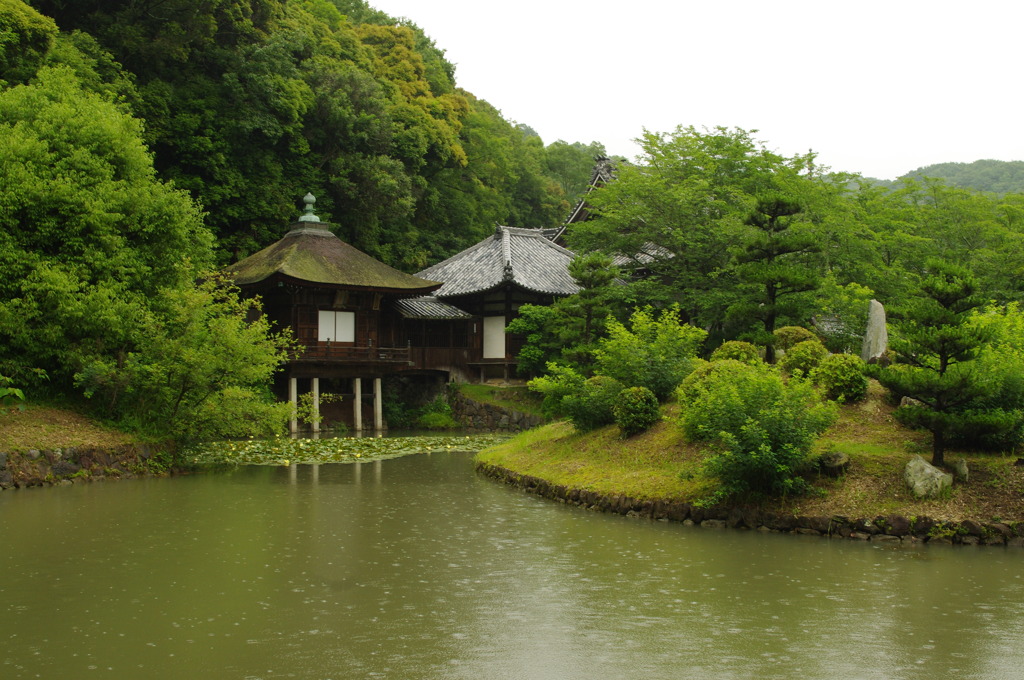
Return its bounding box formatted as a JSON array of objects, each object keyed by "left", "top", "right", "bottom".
[{"left": 901, "top": 159, "right": 1024, "bottom": 194}]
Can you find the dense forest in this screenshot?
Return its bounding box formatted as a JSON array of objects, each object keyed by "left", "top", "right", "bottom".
[
  {"left": 867, "top": 159, "right": 1024, "bottom": 194},
  {"left": 7, "top": 0, "right": 605, "bottom": 267},
  {"left": 902, "top": 160, "right": 1024, "bottom": 194},
  {"left": 0, "top": 0, "right": 604, "bottom": 439},
  {"left": 4, "top": 0, "right": 1024, "bottom": 454}
]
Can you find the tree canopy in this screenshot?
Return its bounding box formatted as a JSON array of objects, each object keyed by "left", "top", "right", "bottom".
[{"left": 23, "top": 0, "right": 588, "bottom": 268}]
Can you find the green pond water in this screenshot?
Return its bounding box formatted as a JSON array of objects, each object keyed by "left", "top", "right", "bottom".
[{"left": 1, "top": 450, "right": 1022, "bottom": 679}]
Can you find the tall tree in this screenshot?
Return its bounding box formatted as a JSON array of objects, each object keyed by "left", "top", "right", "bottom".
[
  {"left": 568, "top": 126, "right": 845, "bottom": 340},
  {"left": 506, "top": 252, "right": 621, "bottom": 373},
  {"left": 729, "top": 193, "right": 821, "bottom": 362},
  {"left": 0, "top": 48, "right": 290, "bottom": 440},
  {"left": 870, "top": 259, "right": 992, "bottom": 467},
  {"left": 543, "top": 139, "right": 607, "bottom": 207}
]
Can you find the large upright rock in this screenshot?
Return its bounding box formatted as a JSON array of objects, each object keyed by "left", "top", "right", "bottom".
[
  {"left": 904, "top": 455, "right": 952, "bottom": 499},
  {"left": 861, "top": 299, "right": 889, "bottom": 362}
]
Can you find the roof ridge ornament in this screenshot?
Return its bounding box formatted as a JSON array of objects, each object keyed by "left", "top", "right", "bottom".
[
  {"left": 298, "top": 192, "right": 320, "bottom": 223},
  {"left": 500, "top": 226, "right": 513, "bottom": 280}
]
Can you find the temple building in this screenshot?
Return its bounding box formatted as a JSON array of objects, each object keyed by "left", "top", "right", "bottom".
[
  {"left": 225, "top": 194, "right": 442, "bottom": 432},
  {"left": 414, "top": 225, "right": 580, "bottom": 382},
  {"left": 225, "top": 195, "right": 580, "bottom": 431}
]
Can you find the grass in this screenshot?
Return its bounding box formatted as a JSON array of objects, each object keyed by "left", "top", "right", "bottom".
[
  {"left": 456, "top": 383, "right": 545, "bottom": 418},
  {"left": 477, "top": 380, "right": 1024, "bottom": 523},
  {"left": 0, "top": 404, "right": 138, "bottom": 452},
  {"left": 477, "top": 407, "right": 718, "bottom": 501}
]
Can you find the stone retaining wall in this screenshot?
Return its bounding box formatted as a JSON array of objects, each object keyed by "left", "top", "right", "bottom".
[
  {"left": 0, "top": 443, "right": 176, "bottom": 490},
  {"left": 476, "top": 462, "right": 1024, "bottom": 547},
  {"left": 450, "top": 392, "right": 543, "bottom": 432}
]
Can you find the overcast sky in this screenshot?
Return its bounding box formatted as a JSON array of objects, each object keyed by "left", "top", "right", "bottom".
[{"left": 369, "top": 0, "right": 1021, "bottom": 180}]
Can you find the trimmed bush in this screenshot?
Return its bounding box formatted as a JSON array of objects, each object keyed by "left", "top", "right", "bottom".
[
  {"left": 613, "top": 386, "right": 661, "bottom": 436},
  {"left": 810, "top": 353, "right": 868, "bottom": 403},
  {"left": 677, "top": 359, "right": 746, "bottom": 404},
  {"left": 710, "top": 340, "right": 761, "bottom": 364},
  {"left": 681, "top": 362, "right": 836, "bottom": 499},
  {"left": 778, "top": 339, "right": 828, "bottom": 376},
  {"left": 773, "top": 326, "right": 818, "bottom": 351},
  {"left": 563, "top": 375, "right": 624, "bottom": 432}
]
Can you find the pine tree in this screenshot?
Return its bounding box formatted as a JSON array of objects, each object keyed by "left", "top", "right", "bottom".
[
  {"left": 731, "top": 194, "right": 821, "bottom": 362},
  {"left": 871, "top": 259, "right": 991, "bottom": 467}
]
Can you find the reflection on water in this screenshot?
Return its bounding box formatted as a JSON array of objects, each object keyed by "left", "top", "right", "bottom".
[{"left": 1, "top": 452, "right": 1022, "bottom": 679}]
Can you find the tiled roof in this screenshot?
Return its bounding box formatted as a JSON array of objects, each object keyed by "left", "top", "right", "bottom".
[
  {"left": 611, "top": 242, "right": 673, "bottom": 268},
  {"left": 225, "top": 222, "right": 441, "bottom": 294},
  {"left": 418, "top": 226, "right": 580, "bottom": 298},
  {"left": 548, "top": 155, "right": 618, "bottom": 244},
  {"left": 394, "top": 296, "right": 473, "bottom": 320}
]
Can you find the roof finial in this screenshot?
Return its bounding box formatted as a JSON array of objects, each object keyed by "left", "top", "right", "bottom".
[{"left": 298, "top": 192, "right": 320, "bottom": 223}]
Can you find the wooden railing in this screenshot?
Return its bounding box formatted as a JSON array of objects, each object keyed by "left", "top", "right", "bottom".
[{"left": 294, "top": 342, "right": 411, "bottom": 363}]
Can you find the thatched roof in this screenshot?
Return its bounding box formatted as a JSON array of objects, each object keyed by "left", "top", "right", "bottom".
[
  {"left": 225, "top": 214, "right": 441, "bottom": 294},
  {"left": 417, "top": 226, "right": 579, "bottom": 299}
]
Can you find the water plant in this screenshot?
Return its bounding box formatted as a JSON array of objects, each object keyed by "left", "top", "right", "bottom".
[{"left": 187, "top": 434, "right": 509, "bottom": 466}]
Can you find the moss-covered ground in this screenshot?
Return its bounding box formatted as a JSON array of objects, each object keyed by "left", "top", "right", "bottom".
[
  {"left": 455, "top": 383, "right": 544, "bottom": 417},
  {"left": 0, "top": 404, "right": 138, "bottom": 452}
]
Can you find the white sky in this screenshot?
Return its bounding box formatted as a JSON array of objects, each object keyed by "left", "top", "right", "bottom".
[{"left": 369, "top": 0, "right": 1022, "bottom": 180}]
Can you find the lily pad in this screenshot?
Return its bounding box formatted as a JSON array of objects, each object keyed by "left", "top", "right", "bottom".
[{"left": 187, "top": 434, "right": 509, "bottom": 467}]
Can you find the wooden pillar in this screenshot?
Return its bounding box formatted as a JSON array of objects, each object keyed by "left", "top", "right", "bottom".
[
  {"left": 373, "top": 377, "right": 383, "bottom": 431},
  {"left": 311, "top": 377, "right": 320, "bottom": 434},
  {"left": 288, "top": 376, "right": 298, "bottom": 434},
  {"left": 353, "top": 378, "right": 363, "bottom": 431}
]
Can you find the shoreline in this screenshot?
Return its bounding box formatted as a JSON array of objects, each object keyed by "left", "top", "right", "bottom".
[
  {"left": 0, "top": 443, "right": 179, "bottom": 490},
  {"left": 475, "top": 460, "right": 1024, "bottom": 547}
]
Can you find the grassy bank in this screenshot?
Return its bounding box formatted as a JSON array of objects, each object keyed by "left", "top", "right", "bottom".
[
  {"left": 476, "top": 382, "right": 1024, "bottom": 524},
  {"left": 455, "top": 384, "right": 544, "bottom": 418},
  {"left": 0, "top": 404, "right": 140, "bottom": 452}
]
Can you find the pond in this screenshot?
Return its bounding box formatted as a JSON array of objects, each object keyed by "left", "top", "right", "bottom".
[{"left": 2, "top": 450, "right": 1022, "bottom": 679}]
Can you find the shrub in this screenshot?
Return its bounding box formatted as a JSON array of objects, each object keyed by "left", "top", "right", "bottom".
[
  {"left": 613, "top": 386, "right": 661, "bottom": 436},
  {"left": 527, "top": 363, "right": 586, "bottom": 418},
  {"left": 778, "top": 339, "right": 828, "bottom": 376},
  {"left": 595, "top": 305, "right": 707, "bottom": 401},
  {"left": 677, "top": 359, "right": 746, "bottom": 404},
  {"left": 810, "top": 353, "right": 868, "bottom": 403},
  {"left": 563, "top": 375, "right": 624, "bottom": 431},
  {"left": 773, "top": 326, "right": 818, "bottom": 351},
  {"left": 681, "top": 362, "right": 836, "bottom": 499},
  {"left": 415, "top": 396, "right": 459, "bottom": 430},
  {"left": 710, "top": 340, "right": 761, "bottom": 364}
]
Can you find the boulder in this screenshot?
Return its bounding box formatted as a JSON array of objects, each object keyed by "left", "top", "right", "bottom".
[
  {"left": 861, "top": 299, "right": 889, "bottom": 362},
  {"left": 884, "top": 515, "right": 911, "bottom": 536},
  {"left": 904, "top": 455, "right": 952, "bottom": 499},
  {"left": 818, "top": 450, "right": 850, "bottom": 477}
]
